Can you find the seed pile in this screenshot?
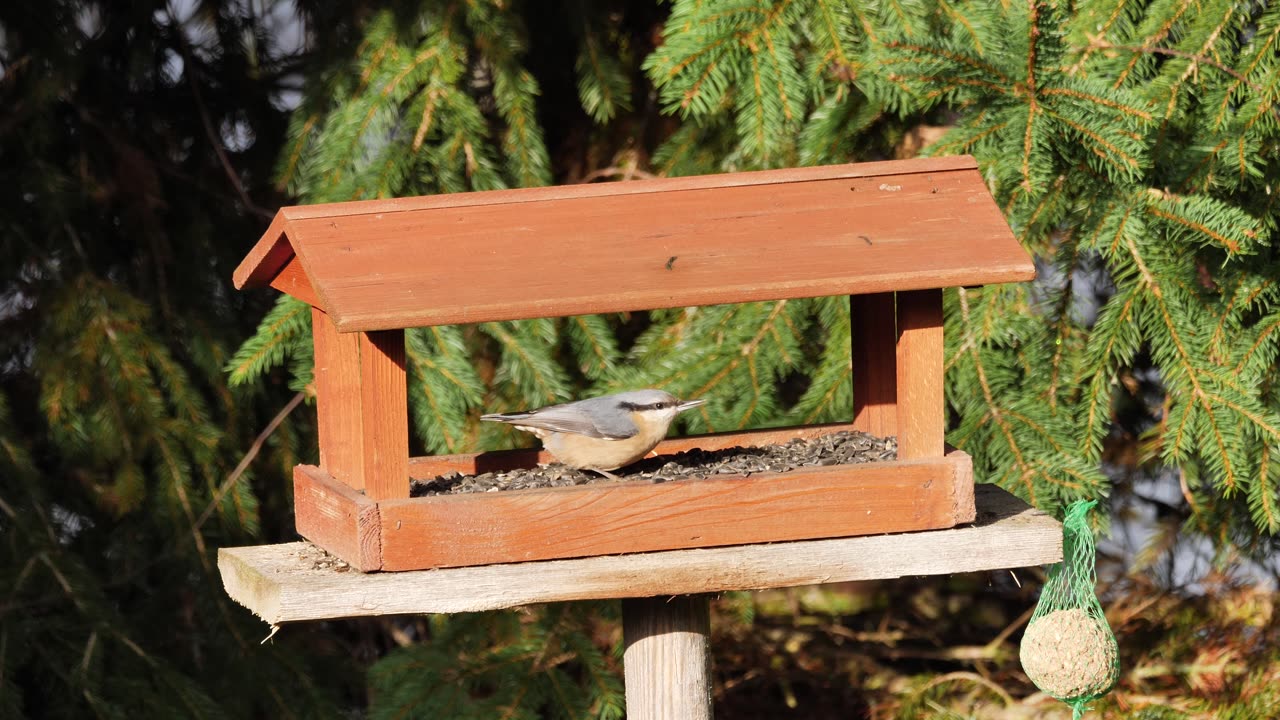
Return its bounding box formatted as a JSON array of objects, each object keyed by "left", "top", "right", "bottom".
[
  {"left": 411, "top": 430, "right": 897, "bottom": 497},
  {"left": 1019, "top": 608, "right": 1120, "bottom": 700}
]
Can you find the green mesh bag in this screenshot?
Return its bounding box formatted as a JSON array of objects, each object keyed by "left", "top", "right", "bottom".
[{"left": 1019, "top": 500, "right": 1119, "bottom": 719}]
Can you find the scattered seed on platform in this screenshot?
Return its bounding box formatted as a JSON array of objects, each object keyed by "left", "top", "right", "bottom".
[
  {"left": 296, "top": 543, "right": 352, "bottom": 572},
  {"left": 411, "top": 431, "right": 897, "bottom": 497}
]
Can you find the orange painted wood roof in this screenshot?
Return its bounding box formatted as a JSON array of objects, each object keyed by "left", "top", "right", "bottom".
[{"left": 234, "top": 156, "right": 1033, "bottom": 332}]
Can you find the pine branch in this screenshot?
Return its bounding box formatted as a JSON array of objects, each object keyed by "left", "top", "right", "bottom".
[
  {"left": 226, "top": 296, "right": 311, "bottom": 387},
  {"left": 483, "top": 320, "right": 572, "bottom": 407},
  {"left": 406, "top": 326, "right": 484, "bottom": 454},
  {"left": 1251, "top": 444, "right": 1280, "bottom": 533},
  {"left": 576, "top": 29, "right": 632, "bottom": 123},
  {"left": 1086, "top": 39, "right": 1276, "bottom": 109},
  {"left": 275, "top": 112, "right": 320, "bottom": 193},
  {"left": 788, "top": 299, "right": 852, "bottom": 425},
  {"left": 566, "top": 314, "right": 621, "bottom": 379}
]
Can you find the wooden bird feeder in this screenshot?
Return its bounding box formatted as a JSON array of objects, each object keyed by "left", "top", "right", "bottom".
[
  {"left": 223, "top": 156, "right": 1061, "bottom": 719},
  {"left": 231, "top": 155, "right": 1036, "bottom": 573}
]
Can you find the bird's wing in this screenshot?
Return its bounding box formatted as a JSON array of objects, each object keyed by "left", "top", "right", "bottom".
[{"left": 481, "top": 403, "right": 638, "bottom": 440}]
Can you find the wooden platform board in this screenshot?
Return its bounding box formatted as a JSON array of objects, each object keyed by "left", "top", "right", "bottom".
[{"left": 219, "top": 484, "right": 1060, "bottom": 625}]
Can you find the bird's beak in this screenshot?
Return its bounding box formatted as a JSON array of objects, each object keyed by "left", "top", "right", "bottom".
[{"left": 676, "top": 398, "right": 706, "bottom": 413}]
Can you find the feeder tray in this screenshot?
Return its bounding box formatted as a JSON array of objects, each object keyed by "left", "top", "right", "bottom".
[
  {"left": 232, "top": 155, "right": 1035, "bottom": 572},
  {"left": 412, "top": 430, "right": 899, "bottom": 495}
]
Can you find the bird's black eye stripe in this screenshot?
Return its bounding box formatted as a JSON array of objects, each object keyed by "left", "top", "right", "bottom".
[{"left": 620, "top": 401, "right": 673, "bottom": 412}]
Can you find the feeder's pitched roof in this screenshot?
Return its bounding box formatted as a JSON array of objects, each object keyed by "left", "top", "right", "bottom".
[{"left": 234, "top": 156, "right": 1033, "bottom": 332}]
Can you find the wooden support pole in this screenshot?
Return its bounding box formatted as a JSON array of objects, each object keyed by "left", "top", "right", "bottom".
[
  {"left": 623, "top": 595, "right": 713, "bottom": 720},
  {"left": 895, "top": 289, "right": 945, "bottom": 459},
  {"left": 851, "top": 292, "right": 898, "bottom": 436},
  {"left": 311, "top": 307, "right": 410, "bottom": 499}
]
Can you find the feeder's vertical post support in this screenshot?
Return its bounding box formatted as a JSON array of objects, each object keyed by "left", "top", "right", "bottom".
[
  {"left": 311, "top": 307, "right": 410, "bottom": 500},
  {"left": 851, "top": 293, "right": 899, "bottom": 436},
  {"left": 895, "top": 289, "right": 945, "bottom": 459},
  {"left": 622, "top": 595, "right": 714, "bottom": 720}
]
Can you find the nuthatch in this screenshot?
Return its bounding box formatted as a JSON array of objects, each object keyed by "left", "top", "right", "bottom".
[{"left": 481, "top": 389, "right": 705, "bottom": 478}]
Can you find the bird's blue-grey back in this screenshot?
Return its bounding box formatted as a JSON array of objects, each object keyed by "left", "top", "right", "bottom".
[{"left": 480, "top": 391, "right": 667, "bottom": 439}]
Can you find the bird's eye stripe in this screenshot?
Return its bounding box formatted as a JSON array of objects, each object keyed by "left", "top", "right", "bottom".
[{"left": 620, "top": 401, "right": 672, "bottom": 412}]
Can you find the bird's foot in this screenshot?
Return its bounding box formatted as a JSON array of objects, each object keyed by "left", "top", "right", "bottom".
[{"left": 587, "top": 467, "right": 622, "bottom": 480}]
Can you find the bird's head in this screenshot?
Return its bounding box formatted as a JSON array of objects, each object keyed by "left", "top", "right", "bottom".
[{"left": 614, "top": 389, "right": 705, "bottom": 431}]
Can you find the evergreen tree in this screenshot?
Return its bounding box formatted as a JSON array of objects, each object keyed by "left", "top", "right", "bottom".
[{"left": 0, "top": 2, "right": 370, "bottom": 716}]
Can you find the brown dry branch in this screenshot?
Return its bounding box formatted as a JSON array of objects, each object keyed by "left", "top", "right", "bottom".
[{"left": 193, "top": 391, "right": 306, "bottom": 532}]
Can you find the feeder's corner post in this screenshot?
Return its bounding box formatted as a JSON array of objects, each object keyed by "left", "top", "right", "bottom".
[
  {"left": 895, "top": 288, "right": 945, "bottom": 459},
  {"left": 311, "top": 307, "right": 409, "bottom": 500}
]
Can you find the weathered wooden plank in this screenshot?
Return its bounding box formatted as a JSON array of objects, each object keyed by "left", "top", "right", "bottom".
[
  {"left": 357, "top": 330, "right": 409, "bottom": 500},
  {"left": 623, "top": 595, "right": 713, "bottom": 720},
  {"left": 378, "top": 455, "right": 963, "bottom": 571},
  {"left": 895, "top": 289, "right": 945, "bottom": 459},
  {"left": 218, "top": 485, "right": 1060, "bottom": 623},
  {"left": 235, "top": 159, "right": 1030, "bottom": 332},
  {"left": 851, "top": 293, "right": 897, "bottom": 436},
  {"left": 293, "top": 465, "right": 381, "bottom": 571}
]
